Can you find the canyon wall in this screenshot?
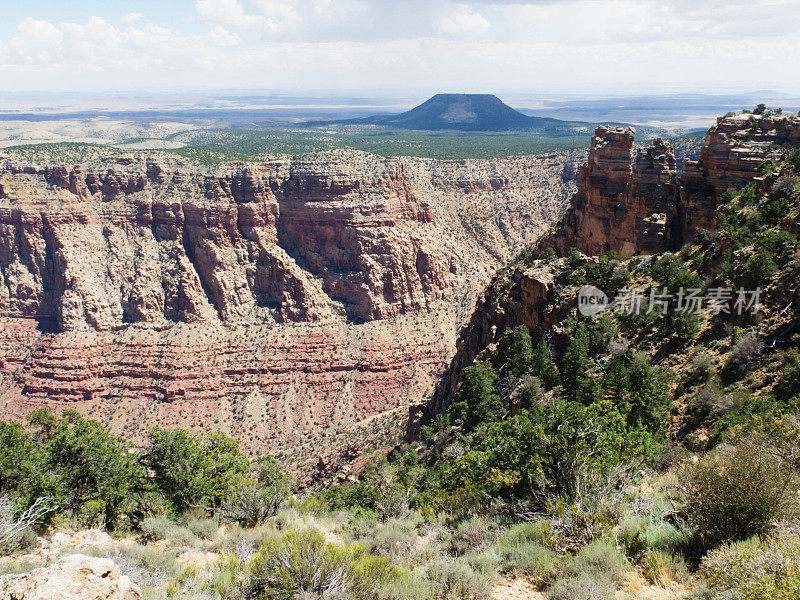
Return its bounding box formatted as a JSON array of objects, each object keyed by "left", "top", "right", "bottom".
[
  {"left": 546, "top": 113, "right": 800, "bottom": 257},
  {"left": 0, "top": 148, "right": 574, "bottom": 479},
  {"left": 413, "top": 112, "right": 800, "bottom": 434}
]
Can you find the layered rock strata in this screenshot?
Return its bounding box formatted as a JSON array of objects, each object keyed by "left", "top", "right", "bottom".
[
  {"left": 0, "top": 148, "right": 575, "bottom": 475},
  {"left": 412, "top": 112, "right": 800, "bottom": 437},
  {"left": 546, "top": 113, "right": 800, "bottom": 257}
]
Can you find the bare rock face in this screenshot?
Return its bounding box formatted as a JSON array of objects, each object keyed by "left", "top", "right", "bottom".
[
  {"left": 0, "top": 148, "right": 575, "bottom": 476},
  {"left": 545, "top": 114, "right": 800, "bottom": 257},
  {"left": 681, "top": 112, "right": 800, "bottom": 237},
  {"left": 411, "top": 111, "right": 800, "bottom": 438},
  {"left": 416, "top": 258, "right": 567, "bottom": 424},
  {"left": 0, "top": 554, "right": 141, "bottom": 600}
]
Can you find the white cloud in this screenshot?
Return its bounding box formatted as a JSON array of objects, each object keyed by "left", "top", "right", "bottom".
[
  {"left": 8, "top": 17, "right": 64, "bottom": 63},
  {"left": 207, "top": 25, "right": 241, "bottom": 47},
  {"left": 438, "top": 5, "right": 491, "bottom": 36},
  {"left": 1, "top": 0, "right": 800, "bottom": 92},
  {"left": 121, "top": 13, "right": 144, "bottom": 25}
]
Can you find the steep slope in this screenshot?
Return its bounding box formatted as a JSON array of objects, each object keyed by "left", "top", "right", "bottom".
[
  {"left": 410, "top": 110, "right": 800, "bottom": 439},
  {"left": 545, "top": 113, "right": 800, "bottom": 257},
  {"left": 0, "top": 147, "right": 576, "bottom": 478}
]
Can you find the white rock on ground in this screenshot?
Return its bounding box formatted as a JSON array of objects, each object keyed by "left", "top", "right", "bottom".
[
  {"left": 0, "top": 553, "right": 142, "bottom": 600},
  {"left": 14, "top": 529, "right": 115, "bottom": 564}
]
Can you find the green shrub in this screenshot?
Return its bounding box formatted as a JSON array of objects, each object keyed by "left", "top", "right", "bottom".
[
  {"left": 460, "top": 361, "right": 503, "bottom": 431},
  {"left": 139, "top": 515, "right": 174, "bottom": 542},
  {"left": 217, "top": 522, "right": 278, "bottom": 560},
  {"left": 345, "top": 510, "right": 380, "bottom": 541},
  {"left": 788, "top": 148, "right": 800, "bottom": 172},
  {"left": 375, "top": 568, "right": 433, "bottom": 600},
  {"left": 541, "top": 247, "right": 558, "bottom": 262},
  {"left": 424, "top": 557, "right": 492, "bottom": 600},
  {"left": 449, "top": 519, "right": 494, "bottom": 555},
  {"left": 696, "top": 228, "right": 715, "bottom": 246},
  {"left": 110, "top": 542, "right": 179, "bottom": 591},
  {"left": 206, "top": 553, "right": 245, "bottom": 599},
  {"left": 690, "top": 380, "right": 731, "bottom": 417},
  {"left": 775, "top": 351, "right": 800, "bottom": 403},
  {"left": 546, "top": 574, "right": 615, "bottom": 600},
  {"left": 505, "top": 326, "right": 534, "bottom": 378},
  {"left": 532, "top": 338, "right": 560, "bottom": 389},
  {"left": 26, "top": 409, "right": 144, "bottom": 530},
  {"left": 245, "top": 529, "right": 395, "bottom": 600},
  {"left": 691, "top": 353, "right": 716, "bottom": 382},
  {"left": 499, "top": 520, "right": 561, "bottom": 552},
  {"left": 142, "top": 428, "right": 249, "bottom": 514},
  {"left": 741, "top": 180, "right": 760, "bottom": 205},
  {"left": 616, "top": 514, "right": 686, "bottom": 559},
  {"left": 566, "top": 539, "right": 629, "bottom": 586},
  {"left": 139, "top": 515, "right": 199, "bottom": 547},
  {"left": 186, "top": 515, "right": 218, "bottom": 540},
  {"left": 739, "top": 249, "right": 778, "bottom": 290},
  {"left": 0, "top": 558, "right": 39, "bottom": 577},
  {"left": 463, "top": 550, "right": 500, "bottom": 579},
  {"left": 221, "top": 481, "right": 285, "bottom": 528},
  {"left": 220, "top": 456, "right": 289, "bottom": 528},
  {"left": 0, "top": 422, "right": 38, "bottom": 494},
  {"left": 755, "top": 228, "right": 798, "bottom": 260},
  {"left": 616, "top": 513, "right": 648, "bottom": 557},
  {"left": 649, "top": 254, "right": 702, "bottom": 293},
  {"left": 362, "top": 517, "right": 418, "bottom": 559},
  {"left": 685, "top": 440, "right": 798, "bottom": 549},
  {"left": 725, "top": 333, "right": 764, "bottom": 378},
  {"left": 0, "top": 495, "right": 43, "bottom": 556},
  {"left": 700, "top": 534, "right": 800, "bottom": 599},
  {"left": 644, "top": 522, "right": 687, "bottom": 555},
  {"left": 546, "top": 540, "right": 629, "bottom": 600},
  {"left": 496, "top": 540, "right": 558, "bottom": 583},
  {"left": 609, "top": 265, "right": 632, "bottom": 289},
  {"left": 763, "top": 195, "right": 792, "bottom": 226}
]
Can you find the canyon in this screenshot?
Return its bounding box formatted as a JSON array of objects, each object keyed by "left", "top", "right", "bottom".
[
  {"left": 0, "top": 147, "right": 576, "bottom": 479},
  {"left": 413, "top": 111, "right": 800, "bottom": 429}
]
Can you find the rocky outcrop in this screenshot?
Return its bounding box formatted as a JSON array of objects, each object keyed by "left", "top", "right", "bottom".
[
  {"left": 681, "top": 112, "right": 800, "bottom": 237},
  {"left": 545, "top": 114, "right": 800, "bottom": 257},
  {"left": 414, "top": 259, "right": 568, "bottom": 425},
  {"left": 0, "top": 148, "right": 575, "bottom": 477},
  {"left": 410, "top": 111, "right": 800, "bottom": 438},
  {"left": 0, "top": 554, "right": 141, "bottom": 600}
]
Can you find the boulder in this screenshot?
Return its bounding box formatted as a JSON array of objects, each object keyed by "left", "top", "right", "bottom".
[{"left": 0, "top": 554, "right": 141, "bottom": 600}]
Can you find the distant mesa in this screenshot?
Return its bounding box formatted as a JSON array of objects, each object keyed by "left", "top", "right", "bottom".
[{"left": 335, "top": 93, "right": 577, "bottom": 132}]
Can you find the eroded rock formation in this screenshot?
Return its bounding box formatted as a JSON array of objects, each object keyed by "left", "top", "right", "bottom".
[
  {"left": 546, "top": 113, "right": 800, "bottom": 257},
  {"left": 0, "top": 148, "right": 575, "bottom": 476},
  {"left": 412, "top": 112, "right": 800, "bottom": 438}
]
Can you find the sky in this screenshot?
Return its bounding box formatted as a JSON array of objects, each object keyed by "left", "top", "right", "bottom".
[{"left": 1, "top": 0, "right": 800, "bottom": 95}]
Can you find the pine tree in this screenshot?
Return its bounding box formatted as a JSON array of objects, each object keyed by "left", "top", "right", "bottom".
[
  {"left": 461, "top": 361, "right": 502, "bottom": 431},
  {"left": 506, "top": 325, "right": 533, "bottom": 377},
  {"left": 561, "top": 330, "right": 598, "bottom": 404}
]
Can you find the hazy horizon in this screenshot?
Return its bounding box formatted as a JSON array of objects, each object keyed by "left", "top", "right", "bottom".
[{"left": 2, "top": 0, "right": 800, "bottom": 95}]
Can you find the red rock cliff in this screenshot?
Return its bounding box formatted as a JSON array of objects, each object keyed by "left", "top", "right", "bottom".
[
  {"left": 411, "top": 112, "right": 800, "bottom": 439},
  {"left": 0, "top": 148, "right": 575, "bottom": 478},
  {"left": 545, "top": 114, "right": 800, "bottom": 258}
]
